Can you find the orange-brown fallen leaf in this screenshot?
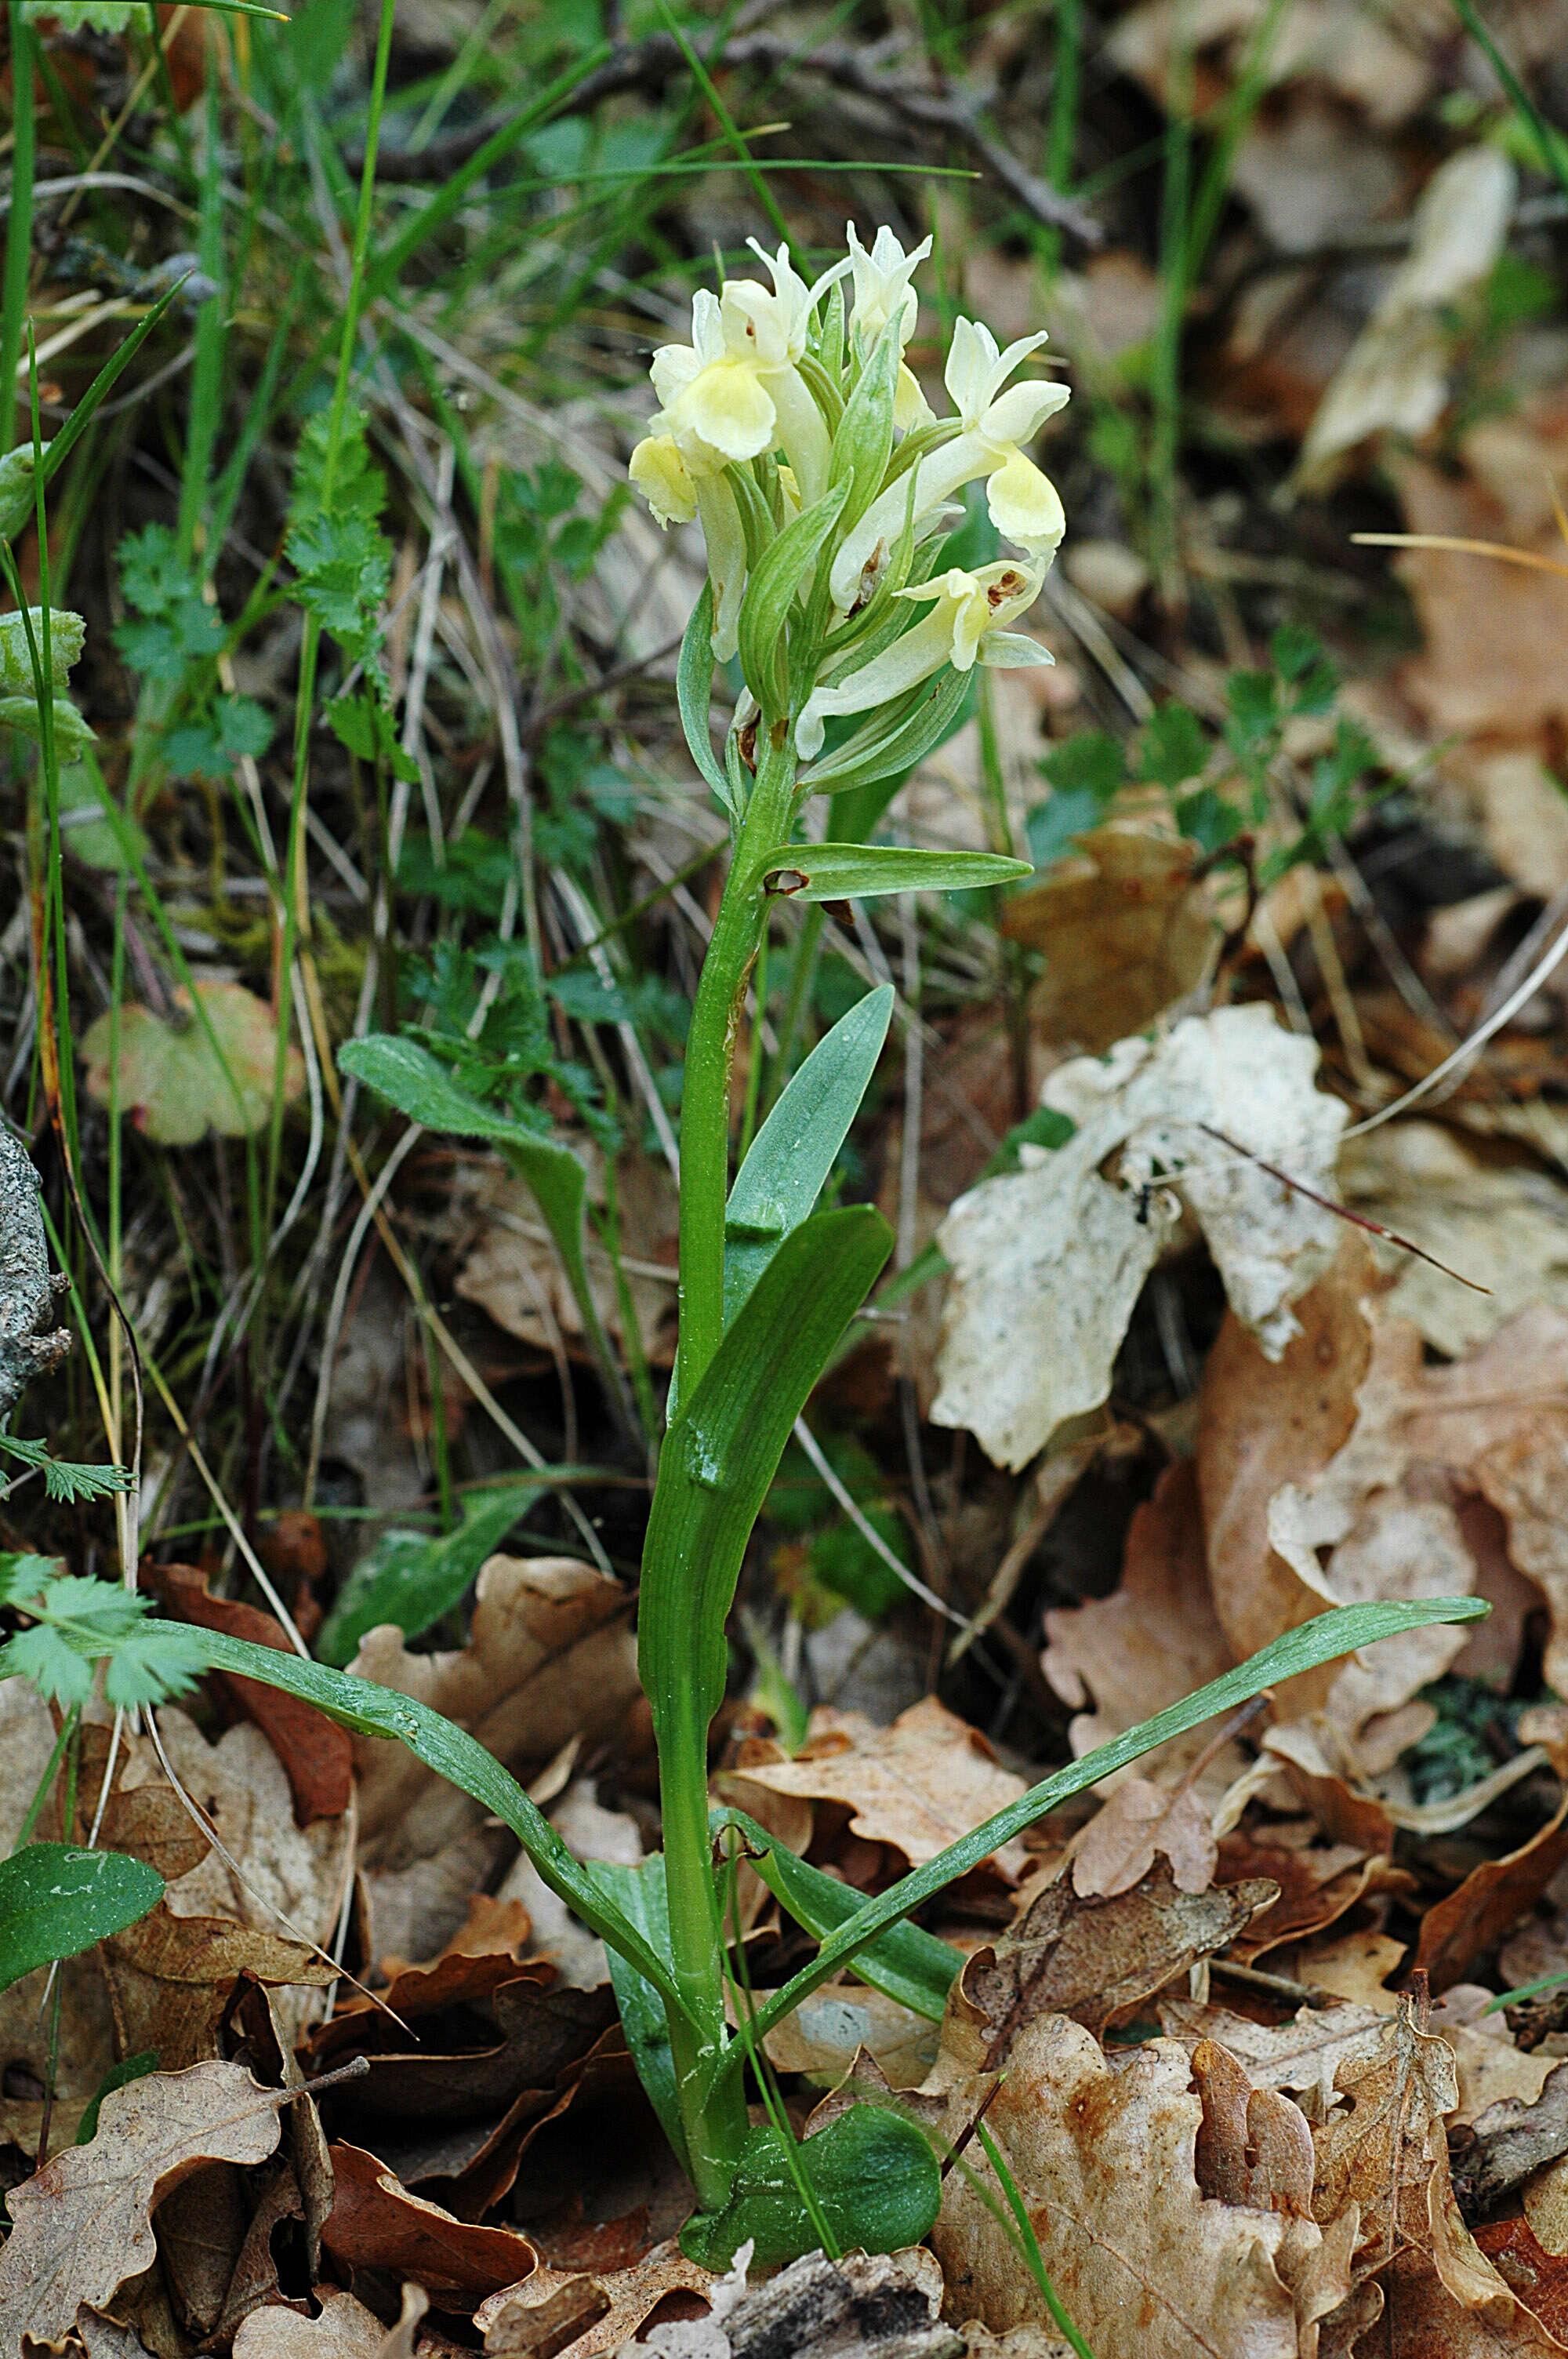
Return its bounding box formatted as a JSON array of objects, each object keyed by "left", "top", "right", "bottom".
[
  {"left": 321, "top": 2143, "right": 540, "bottom": 2307},
  {"left": 1041, "top": 1460, "right": 1240, "bottom": 1803},
  {"left": 1000, "top": 826, "right": 1216, "bottom": 1053},
  {"left": 145, "top": 1563, "right": 353, "bottom": 1824}
]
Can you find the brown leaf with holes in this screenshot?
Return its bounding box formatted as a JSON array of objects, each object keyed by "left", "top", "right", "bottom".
[
  {"left": 144, "top": 1563, "right": 353, "bottom": 1824},
  {"left": 1001, "top": 827, "right": 1217, "bottom": 1052},
  {"left": 475, "top": 2239, "right": 723, "bottom": 2358},
  {"left": 0, "top": 2063, "right": 284, "bottom": 2350},
  {"left": 943, "top": 1858, "right": 1279, "bottom": 2053},
  {"left": 931, "top": 2008, "right": 1329, "bottom": 2356}
]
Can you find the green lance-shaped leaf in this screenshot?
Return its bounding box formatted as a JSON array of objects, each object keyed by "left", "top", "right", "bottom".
[
  {"left": 681, "top": 2105, "right": 940, "bottom": 2271},
  {"left": 721, "top": 1807, "right": 957, "bottom": 2020},
  {"left": 640, "top": 1205, "right": 893, "bottom": 1768},
  {"left": 129, "top": 1622, "right": 699, "bottom": 2032},
  {"left": 586, "top": 1854, "right": 689, "bottom": 2173},
  {"left": 336, "top": 1037, "right": 616, "bottom": 1405},
  {"left": 750, "top": 842, "right": 1032, "bottom": 902},
  {"left": 316, "top": 1482, "right": 545, "bottom": 1667},
  {"left": 829, "top": 312, "right": 902, "bottom": 536},
  {"left": 710, "top": 1592, "right": 1489, "bottom": 2090},
  {"left": 677, "top": 582, "right": 734, "bottom": 814},
  {"left": 724, "top": 985, "right": 893, "bottom": 1326},
  {"left": 736, "top": 478, "right": 851, "bottom": 718},
  {"left": 0, "top": 1845, "right": 163, "bottom": 1994}
]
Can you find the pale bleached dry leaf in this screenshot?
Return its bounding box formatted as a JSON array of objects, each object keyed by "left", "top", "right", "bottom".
[
  {"left": 734, "top": 1696, "right": 1029, "bottom": 1881},
  {"left": 350, "top": 1554, "right": 640, "bottom": 1867},
  {"left": 1339, "top": 1124, "right": 1568, "bottom": 1358},
  {"left": 231, "top": 2290, "right": 389, "bottom": 2355},
  {"left": 80, "top": 980, "right": 304, "bottom": 1145},
  {"left": 1068, "top": 1776, "right": 1218, "bottom": 1899},
  {"left": 1000, "top": 828, "right": 1217, "bottom": 1053},
  {"left": 1293, "top": 147, "right": 1515, "bottom": 493},
  {"left": 0, "top": 2064, "right": 282, "bottom": 2350},
  {"left": 935, "top": 1005, "right": 1348, "bottom": 1467},
  {"left": 931, "top": 2012, "right": 1316, "bottom": 2357},
  {"left": 1041, "top": 1460, "right": 1242, "bottom": 1802}
]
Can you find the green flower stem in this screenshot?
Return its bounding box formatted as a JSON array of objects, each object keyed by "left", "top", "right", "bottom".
[
  {"left": 673, "top": 718, "right": 798, "bottom": 1408},
  {"left": 661, "top": 712, "right": 804, "bottom": 2208},
  {"left": 661, "top": 1696, "right": 751, "bottom": 2211}
]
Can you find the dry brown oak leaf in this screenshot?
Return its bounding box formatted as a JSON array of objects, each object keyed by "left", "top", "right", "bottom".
[
  {"left": 1041, "top": 1459, "right": 1240, "bottom": 1804},
  {"left": 349, "top": 1554, "right": 639, "bottom": 1870},
  {"left": 732, "top": 1696, "right": 1029, "bottom": 1883},
  {"left": 0, "top": 2061, "right": 284, "bottom": 2348},
  {"left": 931, "top": 2009, "right": 1333, "bottom": 2358}
]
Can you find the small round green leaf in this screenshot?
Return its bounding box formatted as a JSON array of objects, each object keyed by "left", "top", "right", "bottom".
[
  {"left": 0, "top": 1844, "right": 162, "bottom": 1994},
  {"left": 680, "top": 2103, "right": 940, "bottom": 2270}
]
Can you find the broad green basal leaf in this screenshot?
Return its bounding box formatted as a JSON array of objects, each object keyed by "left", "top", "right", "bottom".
[{"left": 680, "top": 2104, "right": 939, "bottom": 2270}]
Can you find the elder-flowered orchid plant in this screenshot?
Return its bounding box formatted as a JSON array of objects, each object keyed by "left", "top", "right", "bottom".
[{"left": 8, "top": 221, "right": 1483, "bottom": 2292}]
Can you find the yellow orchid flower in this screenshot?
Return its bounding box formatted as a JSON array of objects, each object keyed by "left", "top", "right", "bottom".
[
  {"left": 648, "top": 245, "right": 840, "bottom": 504},
  {"left": 627, "top": 427, "right": 748, "bottom": 662},
  {"left": 846, "top": 224, "right": 934, "bottom": 431},
  {"left": 797, "top": 558, "right": 1049, "bottom": 758},
  {"left": 828, "top": 318, "right": 1069, "bottom": 611}
]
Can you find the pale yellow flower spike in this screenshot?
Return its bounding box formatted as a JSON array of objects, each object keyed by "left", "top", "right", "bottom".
[{"left": 829, "top": 316, "right": 1069, "bottom": 611}]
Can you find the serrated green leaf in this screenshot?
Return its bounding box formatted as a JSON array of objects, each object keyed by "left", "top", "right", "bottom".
[
  {"left": 750, "top": 842, "right": 1031, "bottom": 901},
  {"left": 724, "top": 986, "right": 892, "bottom": 1326},
  {"left": 680, "top": 2105, "right": 939, "bottom": 2270},
  {"left": 0, "top": 1846, "right": 163, "bottom": 1994},
  {"left": 317, "top": 1484, "right": 543, "bottom": 1666}
]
